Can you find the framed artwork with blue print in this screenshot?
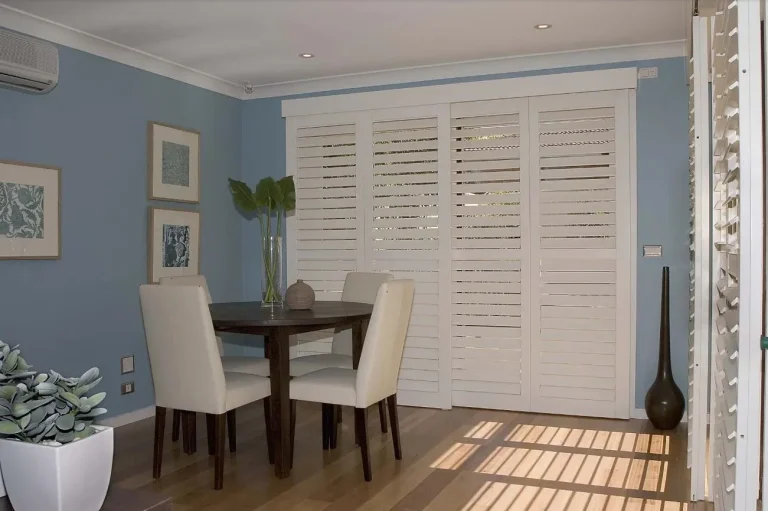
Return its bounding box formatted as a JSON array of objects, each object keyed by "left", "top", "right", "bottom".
[
  {"left": 0, "top": 160, "right": 60, "bottom": 260},
  {"left": 148, "top": 122, "right": 200, "bottom": 203},
  {"left": 148, "top": 207, "right": 200, "bottom": 283}
]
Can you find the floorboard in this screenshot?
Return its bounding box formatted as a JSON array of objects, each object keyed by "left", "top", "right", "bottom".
[{"left": 112, "top": 402, "right": 714, "bottom": 510}]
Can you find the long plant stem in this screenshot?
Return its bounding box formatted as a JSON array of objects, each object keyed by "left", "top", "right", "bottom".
[{"left": 261, "top": 204, "right": 281, "bottom": 303}]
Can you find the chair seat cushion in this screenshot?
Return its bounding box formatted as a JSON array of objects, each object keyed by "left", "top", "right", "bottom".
[
  {"left": 290, "top": 367, "right": 357, "bottom": 407},
  {"left": 289, "top": 353, "right": 353, "bottom": 377},
  {"left": 224, "top": 372, "right": 271, "bottom": 411},
  {"left": 221, "top": 356, "right": 271, "bottom": 377}
]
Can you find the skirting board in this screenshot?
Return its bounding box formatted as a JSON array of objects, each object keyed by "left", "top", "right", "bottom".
[
  {"left": 99, "top": 405, "right": 155, "bottom": 428},
  {"left": 98, "top": 405, "right": 690, "bottom": 428}
]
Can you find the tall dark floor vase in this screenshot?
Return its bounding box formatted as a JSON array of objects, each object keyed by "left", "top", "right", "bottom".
[{"left": 644, "top": 266, "right": 685, "bottom": 430}]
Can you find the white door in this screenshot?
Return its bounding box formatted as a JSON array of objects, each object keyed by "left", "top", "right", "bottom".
[
  {"left": 528, "top": 91, "right": 632, "bottom": 419},
  {"left": 449, "top": 98, "right": 531, "bottom": 411}
]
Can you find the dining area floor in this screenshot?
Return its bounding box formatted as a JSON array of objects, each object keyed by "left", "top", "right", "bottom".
[{"left": 110, "top": 402, "right": 708, "bottom": 511}]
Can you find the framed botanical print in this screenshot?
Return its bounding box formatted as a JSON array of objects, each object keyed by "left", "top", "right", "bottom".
[
  {"left": 148, "top": 207, "right": 200, "bottom": 283},
  {"left": 0, "top": 160, "right": 61, "bottom": 260},
  {"left": 148, "top": 122, "right": 200, "bottom": 203}
]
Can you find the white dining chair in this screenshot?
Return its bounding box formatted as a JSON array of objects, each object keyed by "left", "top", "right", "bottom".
[
  {"left": 159, "top": 275, "right": 276, "bottom": 445},
  {"left": 139, "top": 284, "right": 273, "bottom": 490},
  {"left": 289, "top": 279, "right": 415, "bottom": 481}
]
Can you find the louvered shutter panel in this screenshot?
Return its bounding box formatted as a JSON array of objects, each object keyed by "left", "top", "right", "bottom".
[
  {"left": 711, "top": 1, "right": 762, "bottom": 509},
  {"left": 687, "top": 15, "right": 711, "bottom": 503},
  {"left": 368, "top": 116, "right": 444, "bottom": 407},
  {"left": 289, "top": 122, "right": 360, "bottom": 355},
  {"left": 449, "top": 99, "right": 531, "bottom": 411},
  {"left": 529, "top": 91, "right": 631, "bottom": 419}
]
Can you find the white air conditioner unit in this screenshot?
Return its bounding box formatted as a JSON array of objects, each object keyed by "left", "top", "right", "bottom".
[{"left": 0, "top": 29, "right": 58, "bottom": 94}]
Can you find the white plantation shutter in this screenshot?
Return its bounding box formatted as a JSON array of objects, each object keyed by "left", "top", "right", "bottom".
[
  {"left": 710, "top": 1, "right": 762, "bottom": 509},
  {"left": 528, "top": 91, "right": 631, "bottom": 419},
  {"left": 285, "top": 70, "right": 637, "bottom": 416},
  {"left": 367, "top": 112, "right": 448, "bottom": 407},
  {"left": 687, "top": 15, "right": 711, "bottom": 503},
  {"left": 449, "top": 99, "right": 531, "bottom": 411},
  {"left": 288, "top": 119, "right": 362, "bottom": 355}
]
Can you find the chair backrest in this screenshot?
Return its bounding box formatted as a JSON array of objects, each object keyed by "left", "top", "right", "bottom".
[
  {"left": 159, "top": 275, "right": 213, "bottom": 304},
  {"left": 332, "top": 272, "right": 393, "bottom": 356},
  {"left": 139, "top": 284, "right": 227, "bottom": 415},
  {"left": 355, "top": 279, "right": 415, "bottom": 408},
  {"left": 159, "top": 274, "right": 224, "bottom": 355}
]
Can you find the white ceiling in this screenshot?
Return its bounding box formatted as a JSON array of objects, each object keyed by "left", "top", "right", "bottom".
[{"left": 3, "top": 0, "right": 687, "bottom": 88}]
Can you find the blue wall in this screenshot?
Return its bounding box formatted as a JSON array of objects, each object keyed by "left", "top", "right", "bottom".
[
  {"left": 241, "top": 57, "right": 690, "bottom": 409},
  {"left": 0, "top": 45, "right": 244, "bottom": 418}
]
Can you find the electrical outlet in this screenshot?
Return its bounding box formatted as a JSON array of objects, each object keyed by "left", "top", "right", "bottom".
[
  {"left": 120, "top": 355, "right": 136, "bottom": 374},
  {"left": 121, "top": 382, "right": 134, "bottom": 395},
  {"left": 121, "top": 355, "right": 135, "bottom": 374},
  {"left": 638, "top": 67, "right": 658, "bottom": 79}
]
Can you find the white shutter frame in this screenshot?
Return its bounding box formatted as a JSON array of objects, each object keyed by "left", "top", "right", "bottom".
[
  {"left": 735, "top": 1, "right": 764, "bottom": 509},
  {"left": 688, "top": 15, "right": 712, "bottom": 503}
]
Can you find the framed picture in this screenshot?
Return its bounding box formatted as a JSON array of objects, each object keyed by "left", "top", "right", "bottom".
[
  {"left": 148, "top": 207, "right": 200, "bottom": 283},
  {"left": 0, "top": 160, "right": 61, "bottom": 260},
  {"left": 148, "top": 122, "right": 200, "bottom": 203}
]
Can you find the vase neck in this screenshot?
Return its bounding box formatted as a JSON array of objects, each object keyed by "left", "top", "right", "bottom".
[{"left": 657, "top": 267, "right": 673, "bottom": 379}]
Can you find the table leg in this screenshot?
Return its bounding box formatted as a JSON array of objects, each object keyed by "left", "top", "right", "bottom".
[{"left": 267, "top": 328, "right": 291, "bottom": 478}]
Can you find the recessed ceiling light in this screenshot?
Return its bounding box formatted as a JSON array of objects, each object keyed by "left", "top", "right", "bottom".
[
  {"left": 534, "top": 24, "right": 552, "bottom": 30},
  {"left": 299, "top": 53, "right": 315, "bottom": 58}
]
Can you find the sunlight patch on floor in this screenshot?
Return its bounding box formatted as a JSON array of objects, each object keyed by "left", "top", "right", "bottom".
[
  {"left": 473, "top": 446, "right": 667, "bottom": 492},
  {"left": 459, "top": 481, "right": 689, "bottom": 511},
  {"left": 506, "top": 425, "right": 669, "bottom": 455},
  {"left": 431, "top": 442, "right": 481, "bottom": 470}
]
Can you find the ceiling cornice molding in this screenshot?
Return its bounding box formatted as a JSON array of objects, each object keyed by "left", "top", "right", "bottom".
[
  {"left": 0, "top": 3, "right": 245, "bottom": 99},
  {"left": 246, "top": 40, "right": 686, "bottom": 99},
  {"left": 0, "top": 3, "right": 684, "bottom": 102}
]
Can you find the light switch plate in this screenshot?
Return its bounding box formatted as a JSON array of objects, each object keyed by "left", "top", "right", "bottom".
[
  {"left": 643, "top": 245, "right": 663, "bottom": 257},
  {"left": 121, "top": 355, "right": 135, "bottom": 374},
  {"left": 121, "top": 381, "right": 134, "bottom": 395}
]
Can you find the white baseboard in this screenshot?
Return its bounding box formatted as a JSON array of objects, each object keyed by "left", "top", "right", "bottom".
[{"left": 99, "top": 406, "right": 155, "bottom": 428}]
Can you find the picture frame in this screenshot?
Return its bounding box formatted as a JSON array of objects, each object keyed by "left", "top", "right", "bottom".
[
  {"left": 148, "top": 121, "right": 200, "bottom": 203},
  {"left": 148, "top": 207, "right": 200, "bottom": 283},
  {"left": 0, "top": 160, "right": 61, "bottom": 260}
]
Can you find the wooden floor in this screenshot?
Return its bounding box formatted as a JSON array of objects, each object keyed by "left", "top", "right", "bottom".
[{"left": 112, "top": 402, "right": 713, "bottom": 510}]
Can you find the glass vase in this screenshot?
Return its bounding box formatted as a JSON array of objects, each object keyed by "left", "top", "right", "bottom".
[{"left": 261, "top": 235, "right": 283, "bottom": 308}]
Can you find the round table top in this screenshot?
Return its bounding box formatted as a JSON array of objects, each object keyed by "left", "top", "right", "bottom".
[{"left": 209, "top": 300, "right": 374, "bottom": 328}]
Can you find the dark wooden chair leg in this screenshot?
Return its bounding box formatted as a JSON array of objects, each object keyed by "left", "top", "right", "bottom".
[
  {"left": 387, "top": 394, "right": 402, "bottom": 460},
  {"left": 227, "top": 410, "right": 237, "bottom": 453},
  {"left": 213, "top": 413, "right": 226, "bottom": 490},
  {"left": 322, "top": 403, "right": 331, "bottom": 450},
  {"left": 378, "top": 400, "right": 388, "bottom": 433},
  {"left": 354, "top": 408, "right": 372, "bottom": 482},
  {"left": 329, "top": 404, "right": 339, "bottom": 449},
  {"left": 153, "top": 406, "right": 166, "bottom": 479},
  {"left": 171, "top": 409, "right": 181, "bottom": 442},
  {"left": 264, "top": 397, "right": 274, "bottom": 464},
  {"left": 336, "top": 405, "right": 342, "bottom": 424},
  {"left": 181, "top": 411, "right": 190, "bottom": 454},
  {"left": 206, "top": 414, "right": 215, "bottom": 456},
  {"left": 183, "top": 411, "right": 197, "bottom": 455},
  {"left": 289, "top": 400, "right": 297, "bottom": 468}
]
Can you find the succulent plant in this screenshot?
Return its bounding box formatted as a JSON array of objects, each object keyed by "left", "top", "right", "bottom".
[{"left": 0, "top": 341, "right": 107, "bottom": 445}]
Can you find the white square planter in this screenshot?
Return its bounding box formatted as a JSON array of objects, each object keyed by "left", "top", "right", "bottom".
[{"left": 0, "top": 426, "right": 113, "bottom": 511}]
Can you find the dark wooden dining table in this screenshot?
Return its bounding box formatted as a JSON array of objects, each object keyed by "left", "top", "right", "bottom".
[{"left": 209, "top": 300, "right": 373, "bottom": 478}]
